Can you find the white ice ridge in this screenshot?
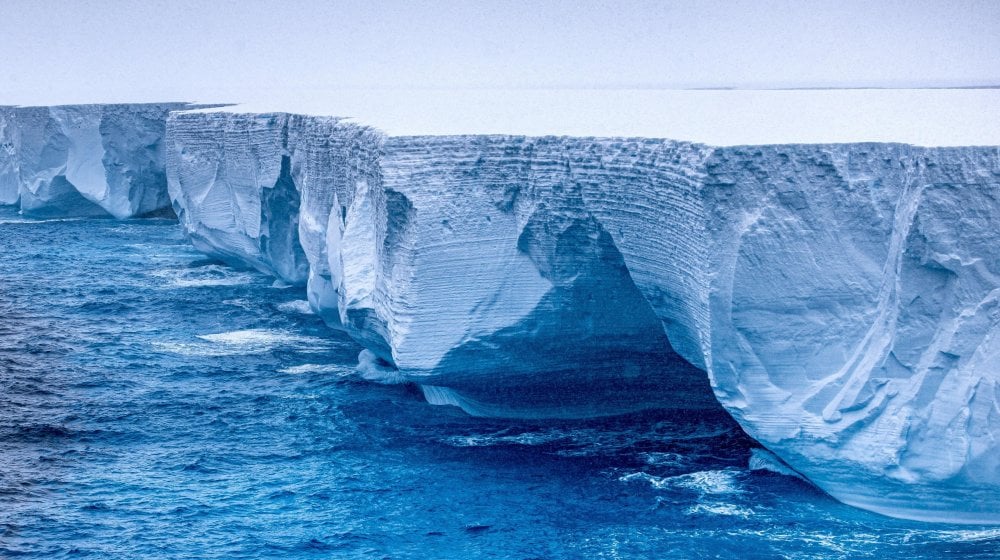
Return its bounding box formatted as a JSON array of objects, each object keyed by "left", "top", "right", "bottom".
[
  {"left": 0, "top": 103, "right": 210, "bottom": 218},
  {"left": 165, "top": 97, "right": 1000, "bottom": 524}
]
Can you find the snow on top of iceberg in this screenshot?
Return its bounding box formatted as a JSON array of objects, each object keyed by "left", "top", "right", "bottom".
[{"left": 181, "top": 88, "right": 1000, "bottom": 147}]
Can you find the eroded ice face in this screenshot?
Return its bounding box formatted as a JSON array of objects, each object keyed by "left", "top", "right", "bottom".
[
  {"left": 5, "top": 102, "right": 202, "bottom": 219},
  {"left": 166, "top": 101, "right": 1000, "bottom": 524}
]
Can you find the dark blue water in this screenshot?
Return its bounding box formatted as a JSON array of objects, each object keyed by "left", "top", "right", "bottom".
[{"left": 1, "top": 207, "right": 998, "bottom": 559}]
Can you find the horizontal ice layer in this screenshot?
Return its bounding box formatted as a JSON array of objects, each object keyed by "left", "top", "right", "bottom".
[
  {"left": 3, "top": 103, "right": 201, "bottom": 218},
  {"left": 367, "top": 136, "right": 718, "bottom": 417},
  {"left": 165, "top": 97, "right": 1000, "bottom": 523}
]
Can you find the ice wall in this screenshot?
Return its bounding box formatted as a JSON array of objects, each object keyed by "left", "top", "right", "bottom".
[
  {"left": 3, "top": 103, "right": 198, "bottom": 218},
  {"left": 166, "top": 114, "right": 718, "bottom": 416},
  {"left": 165, "top": 111, "right": 381, "bottom": 289},
  {"left": 703, "top": 145, "right": 1000, "bottom": 523},
  {"left": 167, "top": 108, "right": 1000, "bottom": 523},
  {"left": 0, "top": 107, "right": 19, "bottom": 205}
]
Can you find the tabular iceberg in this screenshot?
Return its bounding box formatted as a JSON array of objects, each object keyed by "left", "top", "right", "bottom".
[
  {"left": 1, "top": 103, "right": 202, "bottom": 218},
  {"left": 165, "top": 99, "right": 999, "bottom": 524}
]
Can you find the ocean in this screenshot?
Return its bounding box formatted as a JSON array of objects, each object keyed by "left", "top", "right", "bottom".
[{"left": 1, "top": 206, "right": 997, "bottom": 559}]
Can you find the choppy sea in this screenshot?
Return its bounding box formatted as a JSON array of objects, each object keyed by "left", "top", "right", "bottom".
[{"left": 1, "top": 206, "right": 998, "bottom": 559}]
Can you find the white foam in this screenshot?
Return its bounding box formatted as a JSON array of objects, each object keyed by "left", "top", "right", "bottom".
[
  {"left": 639, "top": 452, "right": 688, "bottom": 468},
  {"left": 149, "top": 265, "right": 260, "bottom": 288},
  {"left": 620, "top": 469, "right": 744, "bottom": 495},
  {"left": 197, "top": 328, "right": 327, "bottom": 349},
  {"left": 686, "top": 503, "right": 755, "bottom": 518},
  {"left": 618, "top": 472, "right": 672, "bottom": 489},
  {"left": 669, "top": 470, "right": 744, "bottom": 495},
  {"left": 153, "top": 328, "right": 338, "bottom": 357},
  {"left": 926, "top": 528, "right": 1000, "bottom": 543},
  {"left": 440, "top": 430, "right": 568, "bottom": 448},
  {"left": 278, "top": 363, "right": 353, "bottom": 375},
  {"left": 276, "top": 300, "right": 314, "bottom": 315}
]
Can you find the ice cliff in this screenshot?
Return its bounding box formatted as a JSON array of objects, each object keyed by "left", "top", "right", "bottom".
[
  {"left": 166, "top": 104, "right": 999, "bottom": 524},
  {"left": 0, "top": 103, "right": 201, "bottom": 218},
  {"left": 0, "top": 107, "right": 19, "bottom": 205},
  {"left": 1, "top": 91, "right": 997, "bottom": 524}
]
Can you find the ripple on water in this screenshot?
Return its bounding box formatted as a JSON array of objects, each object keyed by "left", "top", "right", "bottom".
[
  {"left": 147, "top": 265, "right": 263, "bottom": 288},
  {"left": 2, "top": 207, "right": 997, "bottom": 559}
]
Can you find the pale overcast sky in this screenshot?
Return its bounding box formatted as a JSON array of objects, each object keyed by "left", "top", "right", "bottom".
[{"left": 1, "top": 0, "right": 998, "bottom": 103}]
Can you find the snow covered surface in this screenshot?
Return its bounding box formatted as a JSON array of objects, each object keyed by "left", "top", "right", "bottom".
[{"left": 184, "top": 88, "right": 1000, "bottom": 146}]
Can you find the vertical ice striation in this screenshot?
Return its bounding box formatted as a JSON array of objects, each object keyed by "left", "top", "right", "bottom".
[
  {"left": 0, "top": 107, "right": 19, "bottom": 205},
  {"left": 165, "top": 111, "right": 382, "bottom": 288},
  {"left": 164, "top": 106, "right": 1000, "bottom": 523}
]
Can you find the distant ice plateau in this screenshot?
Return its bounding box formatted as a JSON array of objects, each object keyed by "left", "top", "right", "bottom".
[{"left": 1, "top": 90, "right": 999, "bottom": 523}]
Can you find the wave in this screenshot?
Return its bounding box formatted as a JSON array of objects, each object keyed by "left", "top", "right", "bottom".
[
  {"left": 276, "top": 300, "right": 314, "bottom": 315},
  {"left": 686, "top": 503, "right": 756, "bottom": 518},
  {"left": 619, "top": 469, "right": 744, "bottom": 495},
  {"left": 222, "top": 298, "right": 255, "bottom": 309},
  {"left": 440, "top": 429, "right": 569, "bottom": 449},
  {"left": 153, "top": 328, "right": 342, "bottom": 357},
  {"left": 748, "top": 447, "right": 805, "bottom": 480},
  {"left": 278, "top": 363, "right": 354, "bottom": 375},
  {"left": 196, "top": 328, "right": 329, "bottom": 348},
  {"left": 148, "top": 265, "right": 261, "bottom": 288},
  {"left": 0, "top": 217, "right": 88, "bottom": 225}
]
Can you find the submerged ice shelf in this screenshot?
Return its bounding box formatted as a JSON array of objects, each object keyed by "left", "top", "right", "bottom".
[{"left": 3, "top": 90, "right": 1000, "bottom": 524}]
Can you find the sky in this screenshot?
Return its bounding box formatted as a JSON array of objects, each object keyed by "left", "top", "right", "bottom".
[{"left": 1, "top": 0, "right": 998, "bottom": 103}]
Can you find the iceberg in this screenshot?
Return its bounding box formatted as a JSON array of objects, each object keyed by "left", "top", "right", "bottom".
[
  {"left": 165, "top": 90, "right": 1000, "bottom": 523},
  {"left": 0, "top": 89, "right": 996, "bottom": 523},
  {"left": 2, "top": 103, "right": 203, "bottom": 218}
]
